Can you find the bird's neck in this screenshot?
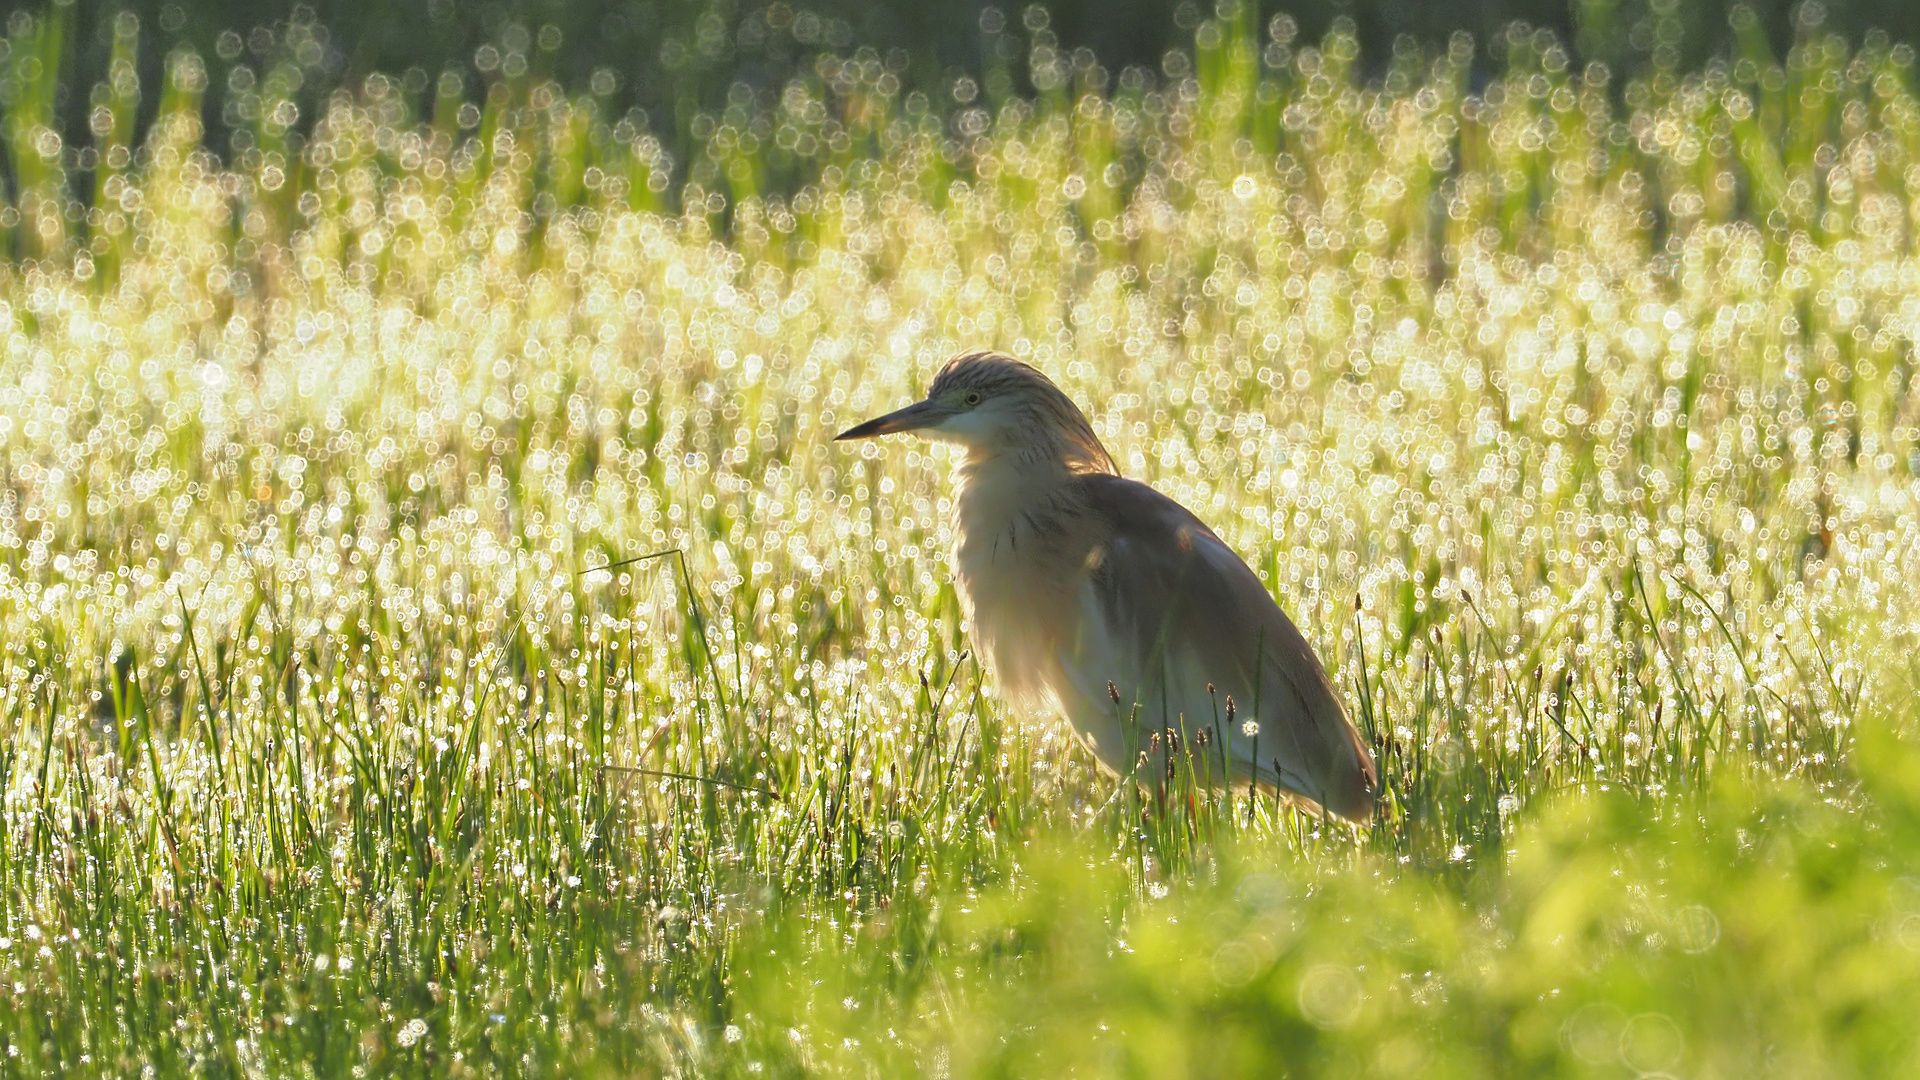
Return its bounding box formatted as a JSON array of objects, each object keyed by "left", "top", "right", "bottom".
[{"left": 952, "top": 445, "right": 1076, "bottom": 539}]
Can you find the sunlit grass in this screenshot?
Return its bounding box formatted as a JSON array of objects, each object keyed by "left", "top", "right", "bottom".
[{"left": 2, "top": 3, "right": 1920, "bottom": 1075}]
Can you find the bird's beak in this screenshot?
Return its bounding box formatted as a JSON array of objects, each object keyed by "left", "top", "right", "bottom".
[{"left": 834, "top": 398, "right": 944, "bottom": 441}]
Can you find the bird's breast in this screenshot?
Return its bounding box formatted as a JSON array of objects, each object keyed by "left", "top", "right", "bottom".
[
  {"left": 952, "top": 543, "right": 1079, "bottom": 707},
  {"left": 948, "top": 466, "right": 1093, "bottom": 707}
]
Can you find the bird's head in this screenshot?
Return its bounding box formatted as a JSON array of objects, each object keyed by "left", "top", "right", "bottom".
[{"left": 835, "top": 351, "right": 1115, "bottom": 473}]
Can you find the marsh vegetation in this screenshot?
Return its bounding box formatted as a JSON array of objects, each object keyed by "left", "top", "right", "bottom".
[{"left": 2, "top": 4, "right": 1919, "bottom": 1075}]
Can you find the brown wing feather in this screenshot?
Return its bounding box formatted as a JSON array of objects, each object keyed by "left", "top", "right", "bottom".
[{"left": 1073, "top": 474, "right": 1377, "bottom": 820}]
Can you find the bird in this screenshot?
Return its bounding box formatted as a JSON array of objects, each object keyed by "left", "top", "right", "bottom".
[{"left": 836, "top": 350, "right": 1377, "bottom": 822}]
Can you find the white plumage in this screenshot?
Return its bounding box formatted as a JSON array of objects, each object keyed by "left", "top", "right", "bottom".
[{"left": 837, "top": 351, "right": 1377, "bottom": 821}]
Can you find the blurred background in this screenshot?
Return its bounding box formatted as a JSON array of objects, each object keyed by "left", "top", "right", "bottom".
[{"left": 10, "top": 0, "right": 1920, "bottom": 164}]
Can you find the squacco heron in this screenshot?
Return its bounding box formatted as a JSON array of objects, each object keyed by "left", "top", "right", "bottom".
[{"left": 837, "top": 351, "right": 1377, "bottom": 822}]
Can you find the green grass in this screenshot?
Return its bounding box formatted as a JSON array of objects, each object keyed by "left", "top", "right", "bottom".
[{"left": 3, "top": 5, "right": 1920, "bottom": 1076}]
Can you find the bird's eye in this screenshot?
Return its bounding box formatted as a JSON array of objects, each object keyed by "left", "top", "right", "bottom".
[{"left": 965, "top": 391, "right": 982, "bottom": 406}]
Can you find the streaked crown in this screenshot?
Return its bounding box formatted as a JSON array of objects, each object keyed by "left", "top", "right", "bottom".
[{"left": 930, "top": 351, "right": 1115, "bottom": 474}]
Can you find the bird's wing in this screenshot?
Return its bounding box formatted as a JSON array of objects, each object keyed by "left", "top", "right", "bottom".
[{"left": 1054, "top": 474, "right": 1377, "bottom": 821}]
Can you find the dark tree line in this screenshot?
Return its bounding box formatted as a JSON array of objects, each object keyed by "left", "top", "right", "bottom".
[{"left": 1, "top": 0, "right": 1915, "bottom": 171}]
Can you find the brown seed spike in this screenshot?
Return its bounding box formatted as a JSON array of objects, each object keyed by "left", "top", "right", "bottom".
[
  {"left": 1107, "top": 680, "right": 1120, "bottom": 704},
  {"left": 1225, "top": 696, "right": 1236, "bottom": 724}
]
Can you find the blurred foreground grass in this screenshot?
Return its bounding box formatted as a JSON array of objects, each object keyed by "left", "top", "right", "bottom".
[{"left": 3, "top": 4, "right": 1920, "bottom": 1076}]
